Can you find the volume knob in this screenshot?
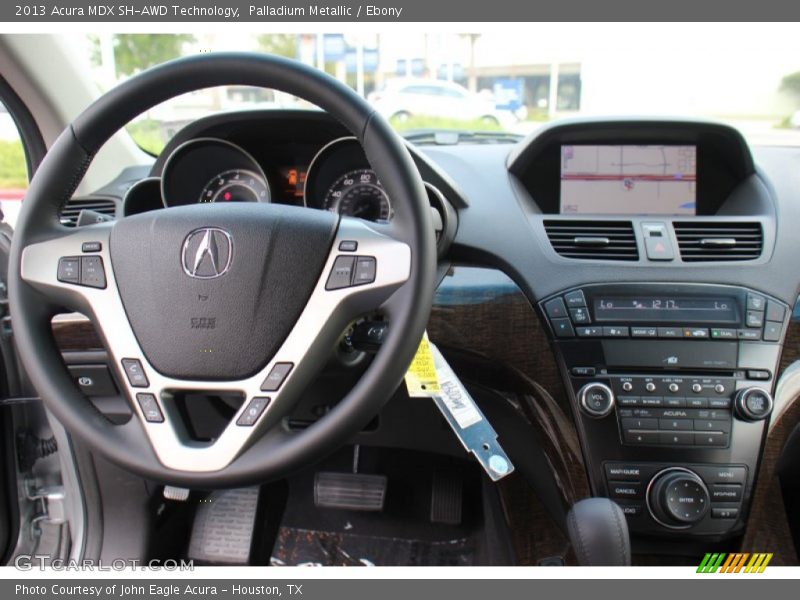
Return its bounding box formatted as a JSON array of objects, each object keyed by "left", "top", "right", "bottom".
[
  {"left": 734, "top": 387, "right": 774, "bottom": 421},
  {"left": 578, "top": 383, "right": 615, "bottom": 418}
]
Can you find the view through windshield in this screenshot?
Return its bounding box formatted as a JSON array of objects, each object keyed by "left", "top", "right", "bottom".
[{"left": 77, "top": 26, "right": 800, "bottom": 154}]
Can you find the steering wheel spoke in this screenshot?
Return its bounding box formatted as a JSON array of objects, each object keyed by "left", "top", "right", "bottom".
[{"left": 20, "top": 215, "right": 409, "bottom": 472}]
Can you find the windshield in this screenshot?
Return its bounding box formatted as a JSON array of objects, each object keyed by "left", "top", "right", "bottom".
[{"left": 78, "top": 27, "right": 800, "bottom": 152}]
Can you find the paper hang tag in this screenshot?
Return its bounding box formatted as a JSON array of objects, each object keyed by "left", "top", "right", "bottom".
[{"left": 404, "top": 331, "right": 441, "bottom": 397}]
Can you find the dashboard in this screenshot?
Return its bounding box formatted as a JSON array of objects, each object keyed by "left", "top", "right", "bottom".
[{"left": 66, "top": 110, "right": 800, "bottom": 557}]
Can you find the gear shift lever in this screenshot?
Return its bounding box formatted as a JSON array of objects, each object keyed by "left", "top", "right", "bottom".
[{"left": 566, "top": 498, "right": 631, "bottom": 566}]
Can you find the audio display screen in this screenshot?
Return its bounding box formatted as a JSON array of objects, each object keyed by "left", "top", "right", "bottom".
[{"left": 593, "top": 296, "right": 738, "bottom": 323}]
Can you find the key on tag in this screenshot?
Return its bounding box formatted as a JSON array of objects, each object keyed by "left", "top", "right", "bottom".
[{"left": 404, "top": 334, "right": 515, "bottom": 481}]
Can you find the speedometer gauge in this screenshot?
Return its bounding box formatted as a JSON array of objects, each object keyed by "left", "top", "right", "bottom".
[
  {"left": 323, "top": 169, "right": 392, "bottom": 222},
  {"left": 199, "top": 169, "right": 271, "bottom": 203}
]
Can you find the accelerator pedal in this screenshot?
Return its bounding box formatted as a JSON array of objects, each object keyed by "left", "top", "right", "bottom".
[
  {"left": 430, "top": 470, "right": 463, "bottom": 525},
  {"left": 187, "top": 487, "right": 260, "bottom": 565},
  {"left": 314, "top": 472, "right": 387, "bottom": 511}
]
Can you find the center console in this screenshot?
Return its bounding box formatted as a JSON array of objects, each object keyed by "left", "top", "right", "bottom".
[{"left": 540, "top": 283, "right": 788, "bottom": 538}]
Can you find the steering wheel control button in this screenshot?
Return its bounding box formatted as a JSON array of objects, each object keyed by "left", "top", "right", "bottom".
[
  {"left": 353, "top": 256, "right": 377, "bottom": 286},
  {"left": 326, "top": 255, "right": 356, "bottom": 290},
  {"left": 338, "top": 240, "right": 358, "bottom": 252},
  {"left": 735, "top": 387, "right": 774, "bottom": 421},
  {"left": 121, "top": 358, "right": 149, "bottom": 388},
  {"left": 578, "top": 382, "right": 615, "bottom": 418},
  {"left": 260, "top": 362, "right": 294, "bottom": 392},
  {"left": 136, "top": 393, "right": 163, "bottom": 423},
  {"left": 564, "top": 290, "right": 586, "bottom": 307},
  {"left": 80, "top": 256, "right": 107, "bottom": 288},
  {"left": 551, "top": 318, "right": 575, "bottom": 338},
  {"left": 57, "top": 257, "right": 81, "bottom": 283},
  {"left": 81, "top": 241, "right": 102, "bottom": 253},
  {"left": 237, "top": 397, "right": 271, "bottom": 426},
  {"left": 647, "top": 468, "right": 710, "bottom": 527}
]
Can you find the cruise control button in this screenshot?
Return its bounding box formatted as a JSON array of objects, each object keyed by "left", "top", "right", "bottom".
[
  {"left": 338, "top": 240, "right": 358, "bottom": 252},
  {"left": 135, "top": 393, "right": 163, "bottom": 423},
  {"left": 237, "top": 397, "right": 271, "bottom": 426},
  {"left": 564, "top": 290, "right": 586, "bottom": 307},
  {"left": 57, "top": 257, "right": 80, "bottom": 283},
  {"left": 326, "top": 256, "right": 356, "bottom": 290},
  {"left": 81, "top": 241, "right": 102, "bottom": 253},
  {"left": 711, "top": 484, "right": 742, "bottom": 502},
  {"left": 352, "top": 256, "right": 377, "bottom": 286},
  {"left": 121, "top": 358, "right": 148, "bottom": 388},
  {"left": 260, "top": 362, "right": 294, "bottom": 392},
  {"left": 80, "top": 256, "right": 106, "bottom": 289}
]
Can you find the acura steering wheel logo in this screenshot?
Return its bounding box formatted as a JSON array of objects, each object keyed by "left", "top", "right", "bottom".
[{"left": 181, "top": 227, "right": 233, "bottom": 279}]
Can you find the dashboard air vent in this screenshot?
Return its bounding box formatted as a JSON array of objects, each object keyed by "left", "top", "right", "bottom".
[
  {"left": 674, "top": 222, "right": 762, "bottom": 262},
  {"left": 60, "top": 196, "right": 117, "bottom": 227},
  {"left": 543, "top": 220, "right": 639, "bottom": 261}
]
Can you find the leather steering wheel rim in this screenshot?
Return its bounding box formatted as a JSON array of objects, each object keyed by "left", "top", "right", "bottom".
[{"left": 7, "top": 53, "right": 436, "bottom": 487}]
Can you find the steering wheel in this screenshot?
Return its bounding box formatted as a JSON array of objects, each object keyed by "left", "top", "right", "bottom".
[{"left": 7, "top": 53, "right": 436, "bottom": 487}]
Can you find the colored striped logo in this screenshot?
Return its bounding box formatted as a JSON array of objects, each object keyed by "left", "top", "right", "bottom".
[{"left": 697, "top": 552, "right": 773, "bottom": 573}]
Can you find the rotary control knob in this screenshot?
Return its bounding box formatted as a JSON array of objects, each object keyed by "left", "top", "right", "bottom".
[
  {"left": 578, "top": 382, "right": 615, "bottom": 418},
  {"left": 734, "top": 387, "right": 774, "bottom": 421},
  {"left": 647, "top": 467, "right": 710, "bottom": 528}
]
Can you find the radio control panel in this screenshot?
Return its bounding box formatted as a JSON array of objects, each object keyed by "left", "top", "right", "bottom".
[{"left": 540, "top": 283, "right": 787, "bottom": 538}]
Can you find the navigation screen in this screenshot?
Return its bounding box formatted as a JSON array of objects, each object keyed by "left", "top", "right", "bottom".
[{"left": 560, "top": 145, "right": 697, "bottom": 215}]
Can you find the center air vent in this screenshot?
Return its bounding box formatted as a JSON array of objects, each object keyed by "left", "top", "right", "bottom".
[
  {"left": 543, "top": 220, "right": 639, "bottom": 261},
  {"left": 674, "top": 222, "right": 762, "bottom": 262},
  {"left": 60, "top": 196, "right": 117, "bottom": 227}
]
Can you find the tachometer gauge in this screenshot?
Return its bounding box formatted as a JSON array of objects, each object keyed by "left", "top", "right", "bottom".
[
  {"left": 199, "top": 169, "right": 271, "bottom": 203},
  {"left": 323, "top": 169, "right": 392, "bottom": 222}
]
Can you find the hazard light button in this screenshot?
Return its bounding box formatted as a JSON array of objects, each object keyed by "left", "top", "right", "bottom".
[{"left": 642, "top": 222, "right": 675, "bottom": 261}]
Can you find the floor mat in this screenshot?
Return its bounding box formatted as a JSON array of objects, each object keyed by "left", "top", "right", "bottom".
[{"left": 271, "top": 526, "right": 475, "bottom": 566}]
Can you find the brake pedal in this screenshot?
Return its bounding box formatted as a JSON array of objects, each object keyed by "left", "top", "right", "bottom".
[
  {"left": 430, "top": 470, "right": 463, "bottom": 525},
  {"left": 314, "top": 472, "right": 387, "bottom": 511},
  {"left": 187, "top": 487, "right": 259, "bottom": 565}
]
